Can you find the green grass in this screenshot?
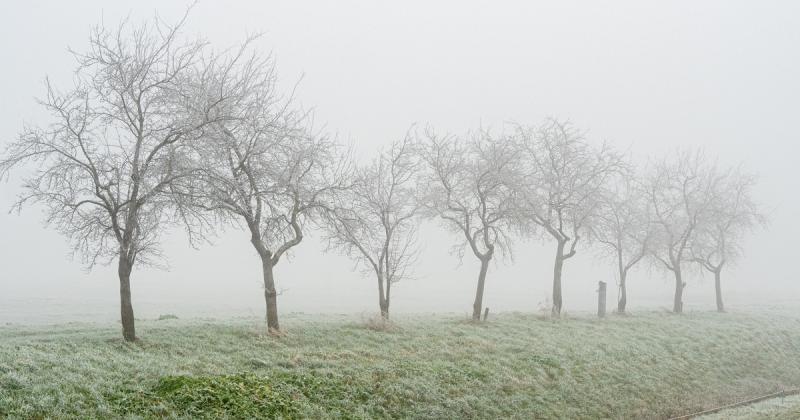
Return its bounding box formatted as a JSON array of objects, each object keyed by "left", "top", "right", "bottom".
[{"left": 1, "top": 310, "right": 799, "bottom": 419}]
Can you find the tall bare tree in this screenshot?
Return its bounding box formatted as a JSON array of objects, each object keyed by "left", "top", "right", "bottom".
[
  {"left": 0, "top": 13, "right": 230, "bottom": 341},
  {"left": 646, "top": 150, "right": 719, "bottom": 314},
  {"left": 691, "top": 166, "right": 765, "bottom": 312},
  {"left": 192, "top": 46, "right": 348, "bottom": 333},
  {"left": 418, "top": 127, "right": 517, "bottom": 321},
  {"left": 513, "top": 119, "right": 623, "bottom": 317},
  {"left": 323, "top": 134, "right": 419, "bottom": 319},
  {"left": 593, "top": 171, "right": 653, "bottom": 313}
]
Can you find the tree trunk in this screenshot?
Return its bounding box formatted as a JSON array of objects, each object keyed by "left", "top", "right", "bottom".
[
  {"left": 552, "top": 240, "right": 565, "bottom": 317},
  {"left": 377, "top": 274, "right": 390, "bottom": 320},
  {"left": 118, "top": 255, "right": 136, "bottom": 342},
  {"left": 379, "top": 299, "right": 389, "bottom": 320},
  {"left": 714, "top": 269, "right": 724, "bottom": 313},
  {"left": 673, "top": 268, "right": 684, "bottom": 314},
  {"left": 472, "top": 258, "right": 490, "bottom": 321},
  {"left": 261, "top": 256, "right": 280, "bottom": 332},
  {"left": 617, "top": 269, "right": 627, "bottom": 313}
]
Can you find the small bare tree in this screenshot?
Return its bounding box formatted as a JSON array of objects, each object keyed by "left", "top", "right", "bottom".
[
  {"left": 192, "top": 46, "right": 349, "bottom": 333},
  {"left": 593, "top": 171, "right": 653, "bottom": 313},
  {"left": 323, "top": 134, "right": 419, "bottom": 320},
  {"left": 646, "top": 150, "right": 719, "bottom": 314},
  {"left": 418, "top": 127, "right": 517, "bottom": 321},
  {"left": 0, "top": 13, "right": 230, "bottom": 341},
  {"left": 513, "top": 119, "right": 624, "bottom": 317},
  {"left": 691, "top": 166, "right": 765, "bottom": 312}
]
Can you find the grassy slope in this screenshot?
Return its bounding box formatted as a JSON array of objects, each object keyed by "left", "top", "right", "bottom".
[{"left": 0, "top": 310, "right": 799, "bottom": 419}]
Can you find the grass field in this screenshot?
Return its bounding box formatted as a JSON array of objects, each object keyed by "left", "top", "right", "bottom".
[{"left": 1, "top": 309, "right": 799, "bottom": 419}]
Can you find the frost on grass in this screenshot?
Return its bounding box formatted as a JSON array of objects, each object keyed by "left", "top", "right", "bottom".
[{"left": 0, "top": 311, "right": 799, "bottom": 419}]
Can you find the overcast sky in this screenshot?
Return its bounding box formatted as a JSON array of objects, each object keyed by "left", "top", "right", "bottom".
[{"left": 1, "top": 1, "right": 798, "bottom": 323}]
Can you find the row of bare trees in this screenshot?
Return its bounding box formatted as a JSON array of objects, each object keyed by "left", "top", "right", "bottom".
[
  {"left": 0, "top": 16, "right": 764, "bottom": 341},
  {"left": 415, "top": 124, "right": 764, "bottom": 321}
]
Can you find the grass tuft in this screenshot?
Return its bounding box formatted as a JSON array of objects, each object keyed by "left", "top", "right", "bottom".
[
  {"left": 362, "top": 314, "right": 400, "bottom": 332},
  {"left": 111, "top": 373, "right": 300, "bottom": 419}
]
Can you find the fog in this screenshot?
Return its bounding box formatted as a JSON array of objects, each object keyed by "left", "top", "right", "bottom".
[{"left": 1, "top": 1, "right": 798, "bottom": 324}]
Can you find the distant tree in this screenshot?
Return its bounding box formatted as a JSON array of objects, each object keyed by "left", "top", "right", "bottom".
[
  {"left": 593, "top": 170, "right": 653, "bottom": 313},
  {"left": 323, "top": 134, "right": 419, "bottom": 320},
  {"left": 0, "top": 13, "right": 230, "bottom": 341},
  {"left": 691, "top": 166, "right": 765, "bottom": 312},
  {"left": 645, "top": 150, "right": 719, "bottom": 314},
  {"left": 192, "top": 46, "right": 349, "bottom": 333},
  {"left": 418, "top": 127, "right": 518, "bottom": 321},
  {"left": 513, "top": 119, "right": 624, "bottom": 317}
]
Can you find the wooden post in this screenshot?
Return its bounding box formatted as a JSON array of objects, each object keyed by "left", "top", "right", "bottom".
[
  {"left": 598, "top": 281, "right": 607, "bottom": 318},
  {"left": 483, "top": 307, "right": 489, "bottom": 322}
]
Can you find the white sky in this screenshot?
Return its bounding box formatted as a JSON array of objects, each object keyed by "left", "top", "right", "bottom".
[{"left": 1, "top": 1, "right": 798, "bottom": 323}]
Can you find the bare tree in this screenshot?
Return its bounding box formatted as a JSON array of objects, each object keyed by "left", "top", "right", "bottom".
[
  {"left": 323, "top": 134, "right": 419, "bottom": 320},
  {"left": 418, "top": 127, "right": 517, "bottom": 321},
  {"left": 593, "top": 171, "right": 653, "bottom": 313},
  {"left": 691, "top": 166, "right": 765, "bottom": 312},
  {"left": 0, "top": 13, "right": 230, "bottom": 341},
  {"left": 192, "top": 46, "right": 349, "bottom": 333},
  {"left": 513, "top": 119, "right": 624, "bottom": 317},
  {"left": 646, "top": 150, "right": 719, "bottom": 314}
]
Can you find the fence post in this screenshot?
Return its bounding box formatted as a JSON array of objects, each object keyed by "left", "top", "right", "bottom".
[{"left": 598, "top": 281, "right": 607, "bottom": 318}]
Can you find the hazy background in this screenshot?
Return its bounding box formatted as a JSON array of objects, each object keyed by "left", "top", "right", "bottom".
[{"left": 1, "top": 1, "right": 798, "bottom": 324}]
